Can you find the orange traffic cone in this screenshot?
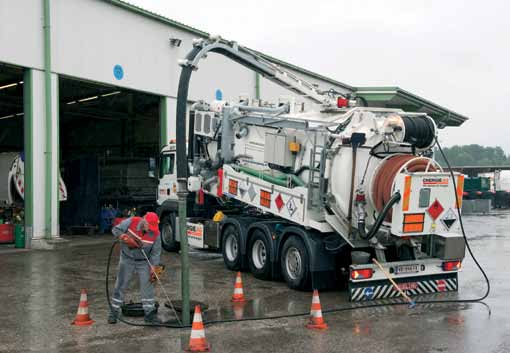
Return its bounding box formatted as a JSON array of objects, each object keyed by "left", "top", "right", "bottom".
[
  {"left": 306, "top": 290, "right": 328, "bottom": 330},
  {"left": 71, "top": 289, "right": 94, "bottom": 326},
  {"left": 187, "top": 305, "right": 211, "bottom": 352},
  {"left": 231, "top": 272, "right": 246, "bottom": 303}
]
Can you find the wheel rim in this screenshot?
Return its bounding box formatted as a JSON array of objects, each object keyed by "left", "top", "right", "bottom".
[
  {"left": 162, "top": 222, "right": 173, "bottom": 245},
  {"left": 285, "top": 247, "right": 302, "bottom": 280},
  {"left": 251, "top": 239, "right": 267, "bottom": 269},
  {"left": 225, "top": 233, "right": 239, "bottom": 262}
]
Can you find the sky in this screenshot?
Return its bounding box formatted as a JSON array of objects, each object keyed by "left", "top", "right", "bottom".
[{"left": 130, "top": 0, "right": 510, "bottom": 152}]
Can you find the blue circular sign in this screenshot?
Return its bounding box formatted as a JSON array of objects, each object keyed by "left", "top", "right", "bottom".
[
  {"left": 363, "top": 287, "right": 374, "bottom": 299},
  {"left": 113, "top": 65, "right": 124, "bottom": 80},
  {"left": 215, "top": 89, "right": 223, "bottom": 100}
]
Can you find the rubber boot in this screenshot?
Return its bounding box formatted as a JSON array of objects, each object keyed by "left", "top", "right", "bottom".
[
  {"left": 144, "top": 309, "right": 162, "bottom": 324},
  {"left": 108, "top": 309, "right": 119, "bottom": 324}
]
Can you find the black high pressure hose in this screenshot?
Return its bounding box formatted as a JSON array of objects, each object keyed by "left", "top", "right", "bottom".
[{"left": 358, "top": 192, "right": 401, "bottom": 240}]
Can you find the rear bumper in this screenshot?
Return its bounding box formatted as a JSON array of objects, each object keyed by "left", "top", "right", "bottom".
[{"left": 349, "top": 272, "right": 458, "bottom": 302}]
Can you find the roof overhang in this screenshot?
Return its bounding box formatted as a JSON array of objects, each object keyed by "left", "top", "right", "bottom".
[{"left": 355, "top": 86, "right": 468, "bottom": 127}]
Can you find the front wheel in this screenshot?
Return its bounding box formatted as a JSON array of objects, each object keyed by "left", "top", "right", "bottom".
[
  {"left": 160, "top": 212, "right": 179, "bottom": 252},
  {"left": 280, "top": 235, "right": 310, "bottom": 290}
]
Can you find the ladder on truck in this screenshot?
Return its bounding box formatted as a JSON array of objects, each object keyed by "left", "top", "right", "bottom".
[{"left": 307, "top": 132, "right": 328, "bottom": 210}]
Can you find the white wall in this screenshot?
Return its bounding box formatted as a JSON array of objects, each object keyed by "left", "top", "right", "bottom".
[
  {"left": 2, "top": 0, "right": 349, "bottom": 102},
  {"left": 0, "top": 0, "right": 44, "bottom": 70}
]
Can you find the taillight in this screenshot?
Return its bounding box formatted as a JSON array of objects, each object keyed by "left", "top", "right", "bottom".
[
  {"left": 442, "top": 260, "right": 462, "bottom": 271},
  {"left": 351, "top": 268, "right": 373, "bottom": 280},
  {"left": 355, "top": 193, "right": 366, "bottom": 202},
  {"left": 476, "top": 191, "right": 482, "bottom": 196},
  {"left": 337, "top": 97, "right": 349, "bottom": 108},
  {"left": 463, "top": 191, "right": 469, "bottom": 196}
]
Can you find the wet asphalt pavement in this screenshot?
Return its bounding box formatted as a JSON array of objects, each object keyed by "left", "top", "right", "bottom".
[{"left": 0, "top": 212, "right": 509, "bottom": 353}]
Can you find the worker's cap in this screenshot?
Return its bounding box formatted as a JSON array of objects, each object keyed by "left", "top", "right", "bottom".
[{"left": 144, "top": 212, "right": 160, "bottom": 235}]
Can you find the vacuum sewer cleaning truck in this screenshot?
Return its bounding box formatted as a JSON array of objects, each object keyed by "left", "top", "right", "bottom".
[{"left": 156, "top": 37, "right": 466, "bottom": 302}]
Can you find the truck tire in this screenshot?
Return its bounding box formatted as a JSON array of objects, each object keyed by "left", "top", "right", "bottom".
[
  {"left": 160, "top": 213, "right": 180, "bottom": 252},
  {"left": 280, "top": 235, "right": 310, "bottom": 290},
  {"left": 221, "top": 225, "right": 242, "bottom": 271},
  {"left": 248, "top": 230, "right": 272, "bottom": 280}
]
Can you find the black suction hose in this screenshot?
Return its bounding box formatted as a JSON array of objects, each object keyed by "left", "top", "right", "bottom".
[{"left": 358, "top": 192, "right": 401, "bottom": 240}]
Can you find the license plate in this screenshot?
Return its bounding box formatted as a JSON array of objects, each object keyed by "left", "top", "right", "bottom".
[
  {"left": 398, "top": 282, "right": 418, "bottom": 290},
  {"left": 395, "top": 264, "right": 420, "bottom": 274}
]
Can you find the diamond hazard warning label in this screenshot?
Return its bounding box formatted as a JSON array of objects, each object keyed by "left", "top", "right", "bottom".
[
  {"left": 427, "top": 199, "right": 444, "bottom": 220},
  {"left": 275, "top": 194, "right": 284, "bottom": 211},
  {"left": 441, "top": 208, "right": 457, "bottom": 230},
  {"left": 286, "top": 197, "right": 297, "bottom": 216}
]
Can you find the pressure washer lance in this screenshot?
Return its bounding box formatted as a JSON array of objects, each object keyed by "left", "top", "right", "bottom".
[
  {"left": 372, "top": 258, "right": 417, "bottom": 308},
  {"left": 126, "top": 229, "right": 183, "bottom": 327}
]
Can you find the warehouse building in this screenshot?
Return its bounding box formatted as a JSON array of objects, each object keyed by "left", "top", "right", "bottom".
[{"left": 0, "top": 0, "right": 467, "bottom": 248}]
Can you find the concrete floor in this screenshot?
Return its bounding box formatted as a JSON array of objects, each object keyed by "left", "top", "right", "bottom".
[{"left": 0, "top": 213, "right": 509, "bottom": 353}]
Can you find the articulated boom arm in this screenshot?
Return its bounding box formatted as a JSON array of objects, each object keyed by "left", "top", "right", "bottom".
[{"left": 179, "top": 37, "right": 336, "bottom": 106}]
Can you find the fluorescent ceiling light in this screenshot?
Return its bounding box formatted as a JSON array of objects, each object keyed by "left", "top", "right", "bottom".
[
  {"left": 78, "top": 96, "right": 99, "bottom": 103},
  {"left": 101, "top": 91, "right": 121, "bottom": 97},
  {"left": 0, "top": 82, "right": 18, "bottom": 90},
  {"left": 0, "top": 114, "right": 16, "bottom": 120}
]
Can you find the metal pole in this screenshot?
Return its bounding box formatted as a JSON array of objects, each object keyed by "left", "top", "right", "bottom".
[
  {"left": 177, "top": 186, "right": 190, "bottom": 325},
  {"left": 43, "top": 0, "right": 53, "bottom": 238}
]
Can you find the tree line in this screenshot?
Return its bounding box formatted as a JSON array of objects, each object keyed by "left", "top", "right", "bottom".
[{"left": 434, "top": 144, "right": 510, "bottom": 166}]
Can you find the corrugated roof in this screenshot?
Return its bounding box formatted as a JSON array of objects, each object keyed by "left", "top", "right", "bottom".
[{"left": 355, "top": 86, "right": 468, "bottom": 127}]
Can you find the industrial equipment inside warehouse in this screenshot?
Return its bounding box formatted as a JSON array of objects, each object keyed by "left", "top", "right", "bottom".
[
  {"left": 58, "top": 77, "right": 160, "bottom": 235},
  {"left": 0, "top": 64, "right": 25, "bottom": 247}
]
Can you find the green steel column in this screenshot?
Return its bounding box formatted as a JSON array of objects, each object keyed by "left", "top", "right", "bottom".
[
  {"left": 43, "top": 0, "right": 53, "bottom": 237},
  {"left": 55, "top": 75, "right": 60, "bottom": 235},
  {"left": 159, "top": 97, "right": 169, "bottom": 148},
  {"left": 23, "top": 70, "right": 34, "bottom": 247}
]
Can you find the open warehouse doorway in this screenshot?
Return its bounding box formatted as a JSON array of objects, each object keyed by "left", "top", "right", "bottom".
[
  {"left": 0, "top": 64, "right": 25, "bottom": 247},
  {"left": 58, "top": 77, "right": 161, "bottom": 236}
]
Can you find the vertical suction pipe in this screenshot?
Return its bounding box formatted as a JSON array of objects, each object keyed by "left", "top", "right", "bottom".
[{"left": 175, "top": 46, "right": 202, "bottom": 326}]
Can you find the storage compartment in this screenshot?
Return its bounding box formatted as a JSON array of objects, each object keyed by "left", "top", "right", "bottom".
[{"left": 264, "top": 132, "right": 296, "bottom": 168}]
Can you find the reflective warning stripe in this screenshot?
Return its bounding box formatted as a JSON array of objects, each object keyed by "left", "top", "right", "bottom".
[
  {"left": 456, "top": 175, "right": 464, "bottom": 209},
  {"left": 402, "top": 175, "right": 412, "bottom": 211},
  {"left": 350, "top": 277, "right": 458, "bottom": 302}
]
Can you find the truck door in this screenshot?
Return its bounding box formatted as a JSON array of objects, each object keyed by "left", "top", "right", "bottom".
[{"left": 158, "top": 151, "right": 178, "bottom": 204}]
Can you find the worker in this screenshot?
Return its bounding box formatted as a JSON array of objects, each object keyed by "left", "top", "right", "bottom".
[{"left": 108, "top": 211, "right": 162, "bottom": 324}]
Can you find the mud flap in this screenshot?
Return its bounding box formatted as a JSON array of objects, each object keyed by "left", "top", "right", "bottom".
[{"left": 349, "top": 272, "right": 458, "bottom": 302}]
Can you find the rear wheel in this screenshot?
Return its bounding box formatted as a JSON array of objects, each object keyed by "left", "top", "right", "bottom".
[
  {"left": 160, "top": 212, "right": 179, "bottom": 252},
  {"left": 280, "top": 235, "right": 310, "bottom": 290},
  {"left": 222, "top": 225, "right": 242, "bottom": 271},
  {"left": 248, "top": 230, "right": 272, "bottom": 280}
]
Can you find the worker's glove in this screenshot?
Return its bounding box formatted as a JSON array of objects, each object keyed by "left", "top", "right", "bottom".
[
  {"left": 119, "top": 234, "right": 141, "bottom": 249},
  {"left": 150, "top": 265, "right": 165, "bottom": 283}
]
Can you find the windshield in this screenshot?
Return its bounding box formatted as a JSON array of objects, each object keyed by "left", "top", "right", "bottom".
[{"left": 159, "top": 153, "right": 175, "bottom": 178}]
